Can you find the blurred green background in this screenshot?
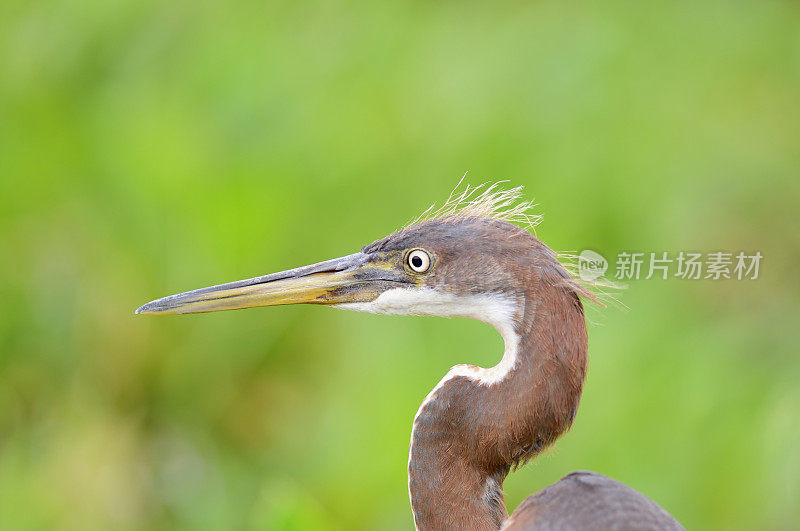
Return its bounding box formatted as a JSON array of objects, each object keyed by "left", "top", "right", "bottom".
[{"left": 1, "top": 0, "right": 799, "bottom": 529}]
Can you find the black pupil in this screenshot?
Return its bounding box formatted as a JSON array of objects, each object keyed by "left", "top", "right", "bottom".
[{"left": 411, "top": 255, "right": 423, "bottom": 268}]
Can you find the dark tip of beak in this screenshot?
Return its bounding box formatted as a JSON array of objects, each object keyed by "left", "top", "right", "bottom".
[{"left": 135, "top": 299, "right": 170, "bottom": 315}]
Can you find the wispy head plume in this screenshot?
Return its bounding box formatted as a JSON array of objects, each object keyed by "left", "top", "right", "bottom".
[{"left": 405, "top": 175, "right": 542, "bottom": 231}]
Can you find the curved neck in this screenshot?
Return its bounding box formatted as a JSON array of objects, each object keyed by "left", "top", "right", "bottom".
[{"left": 408, "top": 284, "right": 588, "bottom": 530}]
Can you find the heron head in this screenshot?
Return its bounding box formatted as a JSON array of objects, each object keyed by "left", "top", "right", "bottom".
[{"left": 135, "top": 213, "right": 587, "bottom": 336}]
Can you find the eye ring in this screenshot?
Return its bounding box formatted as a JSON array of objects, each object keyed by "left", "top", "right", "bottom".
[{"left": 406, "top": 249, "right": 432, "bottom": 273}]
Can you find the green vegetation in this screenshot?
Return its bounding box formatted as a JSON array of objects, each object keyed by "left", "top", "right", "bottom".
[{"left": 1, "top": 1, "right": 798, "bottom": 528}]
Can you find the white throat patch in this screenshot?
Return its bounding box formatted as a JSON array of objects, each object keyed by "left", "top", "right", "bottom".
[{"left": 336, "top": 287, "right": 521, "bottom": 385}]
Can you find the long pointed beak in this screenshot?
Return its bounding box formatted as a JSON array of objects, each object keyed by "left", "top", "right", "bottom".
[{"left": 135, "top": 252, "right": 397, "bottom": 315}]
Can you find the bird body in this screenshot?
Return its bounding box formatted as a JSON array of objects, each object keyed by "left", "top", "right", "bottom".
[
  {"left": 136, "top": 184, "right": 683, "bottom": 530},
  {"left": 505, "top": 471, "right": 683, "bottom": 530}
]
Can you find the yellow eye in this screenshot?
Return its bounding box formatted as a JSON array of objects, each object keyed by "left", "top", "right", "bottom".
[{"left": 407, "top": 249, "right": 431, "bottom": 273}]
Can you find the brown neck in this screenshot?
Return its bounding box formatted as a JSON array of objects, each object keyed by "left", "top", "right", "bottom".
[{"left": 408, "top": 282, "right": 588, "bottom": 530}]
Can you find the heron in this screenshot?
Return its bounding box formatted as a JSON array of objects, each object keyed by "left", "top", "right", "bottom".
[{"left": 136, "top": 184, "right": 683, "bottom": 530}]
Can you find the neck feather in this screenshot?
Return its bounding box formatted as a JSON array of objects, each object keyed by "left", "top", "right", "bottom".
[{"left": 408, "top": 283, "right": 588, "bottom": 530}]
